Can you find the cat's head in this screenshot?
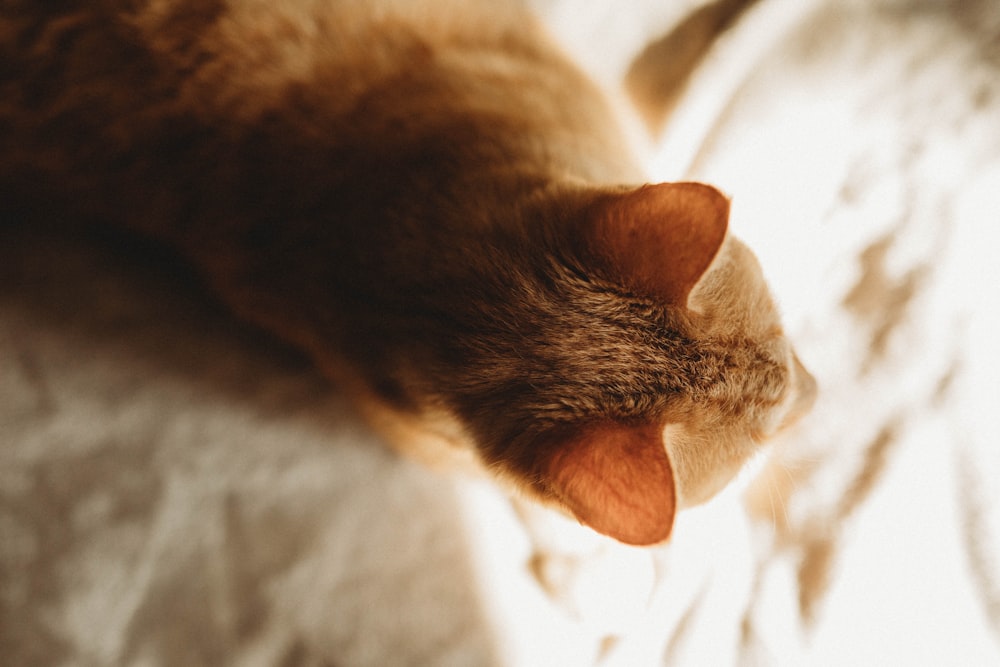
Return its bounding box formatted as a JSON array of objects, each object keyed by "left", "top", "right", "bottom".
[{"left": 433, "top": 182, "right": 816, "bottom": 546}]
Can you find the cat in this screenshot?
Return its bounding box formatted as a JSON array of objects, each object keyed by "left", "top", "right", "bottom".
[{"left": 0, "top": 0, "right": 815, "bottom": 545}]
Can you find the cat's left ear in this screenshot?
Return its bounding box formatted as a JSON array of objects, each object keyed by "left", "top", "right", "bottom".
[
  {"left": 540, "top": 422, "right": 676, "bottom": 546},
  {"left": 578, "top": 182, "right": 729, "bottom": 306}
]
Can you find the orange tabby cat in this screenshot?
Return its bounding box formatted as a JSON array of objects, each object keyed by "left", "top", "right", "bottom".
[{"left": 0, "top": 0, "right": 815, "bottom": 545}]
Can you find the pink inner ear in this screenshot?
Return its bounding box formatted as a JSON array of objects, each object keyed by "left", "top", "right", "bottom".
[
  {"left": 584, "top": 182, "right": 730, "bottom": 306},
  {"left": 543, "top": 423, "right": 676, "bottom": 546}
]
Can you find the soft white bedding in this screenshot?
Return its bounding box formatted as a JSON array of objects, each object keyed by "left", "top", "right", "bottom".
[{"left": 2, "top": 1, "right": 999, "bottom": 665}]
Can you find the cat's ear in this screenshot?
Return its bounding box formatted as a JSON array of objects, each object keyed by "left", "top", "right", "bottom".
[
  {"left": 579, "top": 182, "right": 729, "bottom": 306},
  {"left": 541, "top": 423, "right": 675, "bottom": 545}
]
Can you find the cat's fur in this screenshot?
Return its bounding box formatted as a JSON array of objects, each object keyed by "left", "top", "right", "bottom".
[{"left": 0, "top": 0, "right": 815, "bottom": 545}]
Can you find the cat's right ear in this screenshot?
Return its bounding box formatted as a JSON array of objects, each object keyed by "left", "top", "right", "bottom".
[
  {"left": 576, "top": 182, "right": 729, "bottom": 306},
  {"left": 539, "top": 422, "right": 676, "bottom": 546}
]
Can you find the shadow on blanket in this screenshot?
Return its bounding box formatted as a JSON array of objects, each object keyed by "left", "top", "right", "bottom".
[{"left": 0, "top": 225, "right": 501, "bottom": 666}]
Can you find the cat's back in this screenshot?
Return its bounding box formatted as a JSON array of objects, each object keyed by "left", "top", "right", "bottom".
[
  {"left": 0, "top": 0, "right": 584, "bottom": 230},
  {"left": 0, "top": 0, "right": 547, "bottom": 123},
  {"left": 0, "top": 0, "right": 630, "bottom": 216},
  {"left": 1, "top": 0, "right": 641, "bottom": 250}
]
